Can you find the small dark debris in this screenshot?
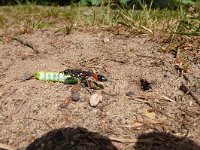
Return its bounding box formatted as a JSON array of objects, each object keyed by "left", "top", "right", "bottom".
[
  {"left": 183, "top": 74, "right": 189, "bottom": 82},
  {"left": 164, "top": 74, "right": 168, "bottom": 78},
  {"left": 179, "top": 84, "right": 188, "bottom": 93},
  {"left": 125, "top": 91, "right": 135, "bottom": 97},
  {"left": 70, "top": 84, "right": 81, "bottom": 102},
  {"left": 59, "top": 102, "right": 68, "bottom": 109},
  {"left": 59, "top": 98, "right": 72, "bottom": 109},
  {"left": 150, "top": 60, "right": 165, "bottom": 67},
  {"left": 179, "top": 83, "right": 200, "bottom": 105},
  {"left": 71, "top": 91, "right": 80, "bottom": 102},
  {"left": 20, "top": 73, "right": 33, "bottom": 81},
  {"left": 140, "top": 79, "right": 152, "bottom": 91}
]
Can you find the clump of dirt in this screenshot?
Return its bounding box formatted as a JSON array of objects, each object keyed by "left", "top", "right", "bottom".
[{"left": 0, "top": 28, "right": 199, "bottom": 150}]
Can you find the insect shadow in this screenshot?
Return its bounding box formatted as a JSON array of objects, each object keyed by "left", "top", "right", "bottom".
[
  {"left": 133, "top": 131, "right": 200, "bottom": 150},
  {"left": 26, "top": 127, "right": 117, "bottom": 150}
]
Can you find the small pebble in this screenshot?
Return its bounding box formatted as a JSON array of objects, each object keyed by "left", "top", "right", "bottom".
[
  {"left": 103, "top": 37, "right": 109, "bottom": 43},
  {"left": 71, "top": 91, "right": 80, "bottom": 102},
  {"left": 20, "top": 73, "right": 33, "bottom": 81},
  {"left": 0, "top": 91, "right": 4, "bottom": 98},
  {"left": 125, "top": 91, "right": 135, "bottom": 97},
  {"left": 89, "top": 93, "right": 103, "bottom": 107}
]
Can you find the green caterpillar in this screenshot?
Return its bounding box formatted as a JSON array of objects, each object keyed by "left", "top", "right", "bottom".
[{"left": 34, "top": 71, "right": 78, "bottom": 84}]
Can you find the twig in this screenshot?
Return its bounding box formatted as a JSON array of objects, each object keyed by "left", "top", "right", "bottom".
[
  {"left": 13, "top": 100, "right": 27, "bottom": 115},
  {"left": 145, "top": 102, "right": 170, "bottom": 118},
  {"left": 0, "top": 143, "right": 15, "bottom": 150},
  {"left": 109, "top": 136, "right": 153, "bottom": 143},
  {"left": 120, "top": 121, "right": 164, "bottom": 129},
  {"left": 160, "top": 95, "right": 176, "bottom": 102},
  {"left": 180, "top": 83, "right": 200, "bottom": 105},
  {"left": 109, "top": 136, "right": 137, "bottom": 143},
  {"left": 2, "top": 100, "right": 27, "bottom": 117},
  {"left": 140, "top": 25, "right": 153, "bottom": 34},
  {"left": 104, "top": 58, "right": 127, "bottom": 64},
  {"left": 134, "top": 54, "right": 157, "bottom": 59},
  {"left": 130, "top": 96, "right": 171, "bottom": 118},
  {"left": 12, "top": 37, "right": 39, "bottom": 54},
  {"left": 24, "top": 117, "right": 54, "bottom": 130},
  {"left": 102, "top": 91, "right": 119, "bottom": 97}
]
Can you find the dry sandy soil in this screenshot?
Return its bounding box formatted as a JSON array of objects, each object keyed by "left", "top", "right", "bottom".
[{"left": 0, "top": 28, "right": 200, "bottom": 150}]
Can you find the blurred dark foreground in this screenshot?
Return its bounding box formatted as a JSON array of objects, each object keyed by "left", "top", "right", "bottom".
[
  {"left": 26, "top": 127, "right": 200, "bottom": 150},
  {"left": 0, "top": 0, "right": 78, "bottom": 5},
  {"left": 0, "top": 0, "right": 190, "bottom": 8}
]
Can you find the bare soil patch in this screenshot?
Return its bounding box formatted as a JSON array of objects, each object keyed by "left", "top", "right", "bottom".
[{"left": 0, "top": 28, "right": 199, "bottom": 150}]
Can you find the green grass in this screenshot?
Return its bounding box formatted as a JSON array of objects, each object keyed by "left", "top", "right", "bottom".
[
  {"left": 0, "top": 1, "right": 199, "bottom": 36},
  {"left": 174, "top": 2, "right": 200, "bottom": 36}
]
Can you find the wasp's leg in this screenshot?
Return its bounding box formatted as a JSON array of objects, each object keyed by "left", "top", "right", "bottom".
[{"left": 83, "top": 79, "right": 104, "bottom": 90}]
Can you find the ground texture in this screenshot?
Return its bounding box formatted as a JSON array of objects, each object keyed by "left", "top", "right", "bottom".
[{"left": 0, "top": 28, "right": 200, "bottom": 150}]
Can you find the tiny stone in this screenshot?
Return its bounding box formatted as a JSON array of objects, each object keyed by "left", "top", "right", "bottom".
[
  {"left": 125, "top": 91, "right": 135, "bottom": 97},
  {"left": 0, "top": 91, "right": 4, "bottom": 98},
  {"left": 103, "top": 37, "right": 109, "bottom": 43},
  {"left": 83, "top": 11, "right": 91, "bottom": 16},
  {"left": 59, "top": 103, "right": 66, "bottom": 108},
  {"left": 71, "top": 91, "right": 80, "bottom": 102},
  {"left": 20, "top": 73, "right": 33, "bottom": 81},
  {"left": 89, "top": 93, "right": 103, "bottom": 107}
]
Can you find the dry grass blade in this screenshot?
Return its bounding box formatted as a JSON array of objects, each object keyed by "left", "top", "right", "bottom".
[
  {"left": 160, "top": 95, "right": 176, "bottom": 102},
  {"left": 130, "top": 95, "right": 171, "bottom": 118},
  {"left": 140, "top": 25, "right": 153, "bottom": 34},
  {"left": 180, "top": 83, "right": 200, "bottom": 105},
  {"left": 121, "top": 120, "right": 164, "bottom": 129},
  {"left": 12, "top": 37, "right": 39, "bottom": 54},
  {"left": 0, "top": 143, "right": 16, "bottom": 150},
  {"left": 24, "top": 117, "right": 54, "bottom": 130},
  {"left": 109, "top": 136, "right": 154, "bottom": 143}
]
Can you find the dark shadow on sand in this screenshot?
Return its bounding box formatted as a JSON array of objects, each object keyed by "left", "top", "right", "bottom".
[
  {"left": 133, "top": 131, "right": 200, "bottom": 150},
  {"left": 26, "top": 127, "right": 117, "bottom": 150},
  {"left": 26, "top": 128, "right": 200, "bottom": 150}
]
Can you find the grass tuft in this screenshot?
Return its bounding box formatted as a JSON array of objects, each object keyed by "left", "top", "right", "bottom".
[{"left": 0, "top": 0, "right": 199, "bottom": 37}]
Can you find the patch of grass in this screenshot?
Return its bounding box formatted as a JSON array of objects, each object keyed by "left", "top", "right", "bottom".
[
  {"left": 53, "top": 24, "right": 73, "bottom": 35},
  {"left": 174, "top": 1, "right": 200, "bottom": 36},
  {"left": 161, "top": 1, "right": 200, "bottom": 72},
  {"left": 0, "top": 0, "right": 199, "bottom": 37}
]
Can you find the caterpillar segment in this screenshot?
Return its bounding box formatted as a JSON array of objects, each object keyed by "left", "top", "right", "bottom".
[{"left": 34, "top": 71, "right": 78, "bottom": 84}]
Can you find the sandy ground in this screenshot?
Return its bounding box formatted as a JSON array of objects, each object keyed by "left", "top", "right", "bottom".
[{"left": 0, "top": 28, "right": 200, "bottom": 150}]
